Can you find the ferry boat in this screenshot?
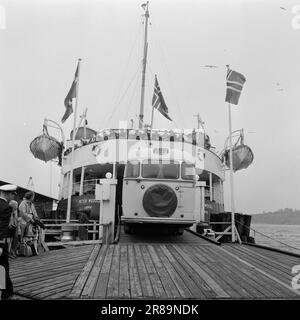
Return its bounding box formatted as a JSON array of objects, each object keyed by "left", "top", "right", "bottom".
[{"left": 30, "top": 2, "right": 252, "bottom": 239}]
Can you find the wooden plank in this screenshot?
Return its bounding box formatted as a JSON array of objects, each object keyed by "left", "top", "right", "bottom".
[
  {"left": 204, "top": 245, "right": 274, "bottom": 298},
  {"left": 11, "top": 255, "right": 90, "bottom": 277},
  {"left": 15, "top": 272, "right": 78, "bottom": 293},
  {"left": 127, "top": 245, "right": 143, "bottom": 298},
  {"left": 233, "top": 245, "right": 297, "bottom": 276},
  {"left": 34, "top": 282, "right": 75, "bottom": 299},
  {"left": 118, "top": 245, "right": 131, "bottom": 298},
  {"left": 20, "top": 278, "right": 75, "bottom": 299},
  {"left": 106, "top": 245, "right": 120, "bottom": 298},
  {"left": 147, "top": 245, "right": 180, "bottom": 299},
  {"left": 12, "top": 244, "right": 93, "bottom": 263},
  {"left": 219, "top": 245, "right": 300, "bottom": 298},
  {"left": 157, "top": 245, "right": 192, "bottom": 298},
  {"left": 45, "top": 240, "right": 101, "bottom": 247},
  {"left": 140, "top": 245, "right": 166, "bottom": 298},
  {"left": 68, "top": 245, "right": 100, "bottom": 298},
  {"left": 161, "top": 245, "right": 207, "bottom": 298},
  {"left": 173, "top": 245, "right": 230, "bottom": 298},
  {"left": 198, "top": 246, "right": 263, "bottom": 298},
  {"left": 81, "top": 245, "right": 108, "bottom": 298},
  {"left": 11, "top": 260, "right": 89, "bottom": 284},
  {"left": 226, "top": 246, "right": 295, "bottom": 285},
  {"left": 192, "top": 246, "right": 251, "bottom": 298},
  {"left": 92, "top": 245, "right": 114, "bottom": 298},
  {"left": 11, "top": 246, "right": 93, "bottom": 265},
  {"left": 10, "top": 249, "right": 93, "bottom": 271},
  {"left": 28, "top": 277, "right": 77, "bottom": 298},
  {"left": 167, "top": 245, "right": 217, "bottom": 299},
  {"left": 222, "top": 246, "right": 295, "bottom": 297},
  {"left": 134, "top": 245, "right": 154, "bottom": 298},
  {"left": 49, "top": 288, "right": 74, "bottom": 299},
  {"left": 176, "top": 245, "right": 240, "bottom": 298}
]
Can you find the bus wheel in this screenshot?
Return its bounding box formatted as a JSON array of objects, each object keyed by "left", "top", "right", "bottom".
[
  {"left": 124, "top": 224, "right": 133, "bottom": 234},
  {"left": 176, "top": 228, "right": 184, "bottom": 236}
]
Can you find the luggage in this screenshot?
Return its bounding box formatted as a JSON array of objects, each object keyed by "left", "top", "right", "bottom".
[{"left": 17, "top": 242, "right": 32, "bottom": 257}]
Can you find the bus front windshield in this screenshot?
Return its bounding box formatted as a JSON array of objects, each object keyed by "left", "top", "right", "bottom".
[{"left": 142, "top": 160, "right": 179, "bottom": 179}]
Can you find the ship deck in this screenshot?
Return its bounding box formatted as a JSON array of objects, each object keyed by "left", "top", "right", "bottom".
[{"left": 9, "top": 228, "right": 300, "bottom": 300}]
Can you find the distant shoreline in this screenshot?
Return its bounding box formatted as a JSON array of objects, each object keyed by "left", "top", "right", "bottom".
[
  {"left": 251, "top": 222, "right": 300, "bottom": 226},
  {"left": 250, "top": 209, "right": 300, "bottom": 225}
]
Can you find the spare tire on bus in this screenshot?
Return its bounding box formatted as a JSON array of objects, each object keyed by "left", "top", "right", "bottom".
[{"left": 143, "top": 184, "right": 178, "bottom": 217}]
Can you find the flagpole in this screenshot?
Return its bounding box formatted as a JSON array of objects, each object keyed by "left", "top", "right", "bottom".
[
  {"left": 66, "top": 58, "right": 82, "bottom": 224},
  {"left": 139, "top": 1, "right": 150, "bottom": 129},
  {"left": 150, "top": 106, "right": 154, "bottom": 129},
  {"left": 227, "top": 101, "right": 236, "bottom": 242}
]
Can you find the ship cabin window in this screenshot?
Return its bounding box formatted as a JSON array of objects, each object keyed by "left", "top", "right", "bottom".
[
  {"left": 182, "top": 162, "right": 196, "bottom": 180},
  {"left": 142, "top": 160, "right": 179, "bottom": 179},
  {"left": 125, "top": 161, "right": 140, "bottom": 178}
]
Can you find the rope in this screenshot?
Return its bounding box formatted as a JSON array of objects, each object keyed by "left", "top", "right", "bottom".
[
  {"left": 235, "top": 219, "right": 300, "bottom": 253},
  {"left": 111, "top": 22, "right": 142, "bottom": 105},
  {"left": 124, "top": 67, "right": 141, "bottom": 122}
]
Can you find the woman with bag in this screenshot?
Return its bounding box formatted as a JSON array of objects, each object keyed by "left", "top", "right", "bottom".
[{"left": 18, "top": 192, "right": 39, "bottom": 256}]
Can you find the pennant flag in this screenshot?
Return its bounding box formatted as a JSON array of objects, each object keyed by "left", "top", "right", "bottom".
[
  {"left": 62, "top": 62, "right": 79, "bottom": 123},
  {"left": 225, "top": 68, "right": 246, "bottom": 105},
  {"left": 152, "top": 75, "right": 172, "bottom": 121}
]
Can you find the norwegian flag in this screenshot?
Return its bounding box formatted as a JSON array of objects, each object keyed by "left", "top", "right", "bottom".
[
  {"left": 62, "top": 61, "right": 80, "bottom": 123},
  {"left": 152, "top": 75, "right": 172, "bottom": 121},
  {"left": 225, "top": 68, "right": 246, "bottom": 105}
]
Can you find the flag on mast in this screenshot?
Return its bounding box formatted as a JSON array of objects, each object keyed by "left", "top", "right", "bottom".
[
  {"left": 225, "top": 68, "right": 246, "bottom": 105},
  {"left": 152, "top": 75, "right": 172, "bottom": 121},
  {"left": 62, "top": 62, "right": 79, "bottom": 123}
]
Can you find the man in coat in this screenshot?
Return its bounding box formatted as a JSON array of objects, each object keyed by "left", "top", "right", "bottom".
[{"left": 0, "top": 184, "right": 17, "bottom": 300}]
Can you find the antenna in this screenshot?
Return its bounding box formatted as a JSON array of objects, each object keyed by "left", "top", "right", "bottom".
[{"left": 193, "top": 113, "right": 205, "bottom": 131}]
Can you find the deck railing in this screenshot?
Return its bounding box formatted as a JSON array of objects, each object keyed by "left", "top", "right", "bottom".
[{"left": 39, "top": 219, "right": 113, "bottom": 248}]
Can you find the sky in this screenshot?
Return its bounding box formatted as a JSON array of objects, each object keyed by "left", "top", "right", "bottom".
[{"left": 0, "top": 0, "right": 300, "bottom": 215}]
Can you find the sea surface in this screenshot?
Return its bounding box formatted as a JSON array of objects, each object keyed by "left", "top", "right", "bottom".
[{"left": 250, "top": 223, "right": 300, "bottom": 255}]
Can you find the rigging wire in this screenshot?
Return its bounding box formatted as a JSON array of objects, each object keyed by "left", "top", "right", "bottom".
[
  {"left": 148, "top": 21, "right": 187, "bottom": 128},
  {"left": 125, "top": 66, "right": 141, "bottom": 125},
  {"left": 105, "top": 65, "right": 142, "bottom": 126},
  {"left": 103, "top": 21, "right": 143, "bottom": 126},
  {"left": 235, "top": 219, "right": 300, "bottom": 253}
]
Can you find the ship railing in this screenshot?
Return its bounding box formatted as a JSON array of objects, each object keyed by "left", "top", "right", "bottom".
[{"left": 39, "top": 219, "right": 113, "bottom": 247}]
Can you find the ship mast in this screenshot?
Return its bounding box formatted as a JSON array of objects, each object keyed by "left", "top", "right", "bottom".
[{"left": 139, "top": 2, "right": 150, "bottom": 129}]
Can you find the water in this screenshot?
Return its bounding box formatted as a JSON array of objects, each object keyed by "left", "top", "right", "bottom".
[{"left": 250, "top": 223, "right": 300, "bottom": 255}]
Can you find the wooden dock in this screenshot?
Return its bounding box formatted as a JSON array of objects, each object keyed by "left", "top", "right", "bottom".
[{"left": 9, "top": 228, "right": 300, "bottom": 299}]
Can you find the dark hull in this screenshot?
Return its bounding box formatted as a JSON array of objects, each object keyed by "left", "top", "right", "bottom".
[{"left": 57, "top": 195, "right": 100, "bottom": 220}]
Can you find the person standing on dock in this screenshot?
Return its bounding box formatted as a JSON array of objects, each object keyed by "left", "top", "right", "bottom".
[
  {"left": 0, "top": 184, "right": 17, "bottom": 300},
  {"left": 18, "top": 191, "right": 39, "bottom": 256},
  {"left": 7, "top": 200, "right": 18, "bottom": 258}
]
